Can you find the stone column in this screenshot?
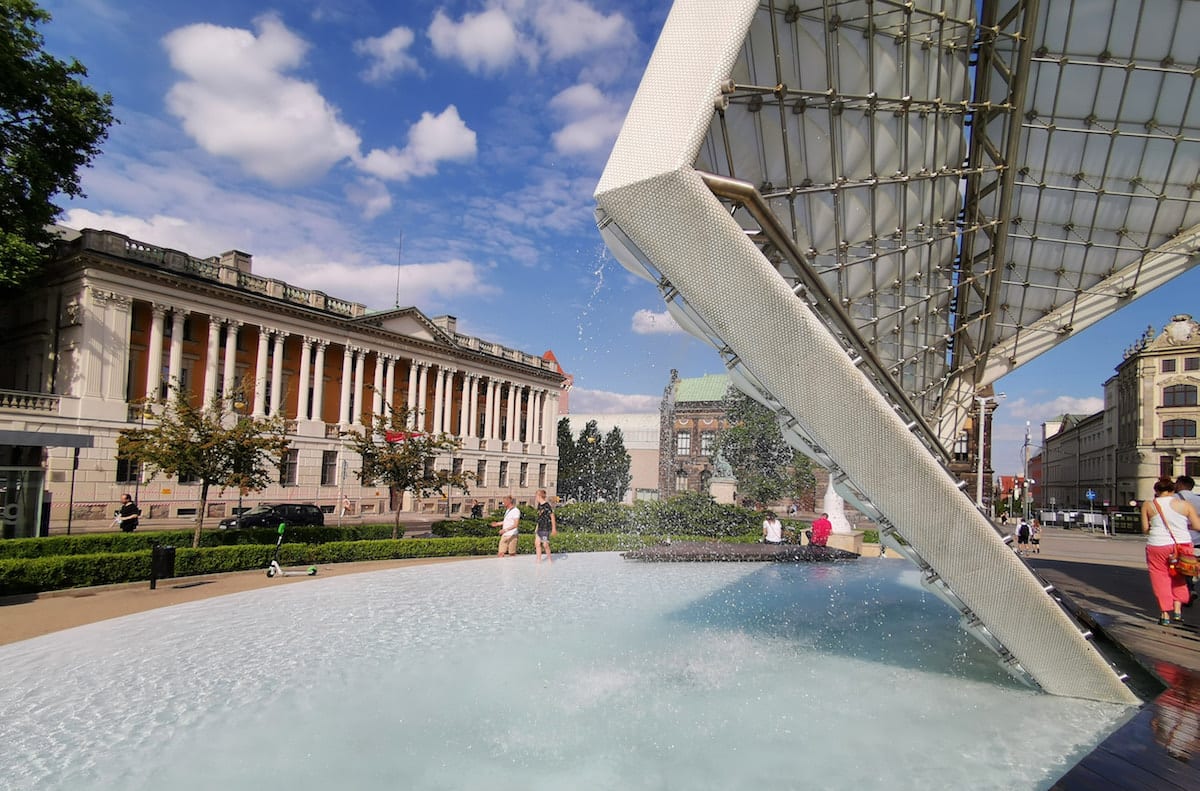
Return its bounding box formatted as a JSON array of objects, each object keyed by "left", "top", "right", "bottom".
[
  {"left": 458, "top": 374, "right": 470, "bottom": 438},
  {"left": 484, "top": 379, "right": 496, "bottom": 439},
  {"left": 372, "top": 352, "right": 385, "bottom": 418},
  {"left": 524, "top": 387, "right": 536, "bottom": 443},
  {"left": 222, "top": 320, "right": 241, "bottom": 399},
  {"left": 468, "top": 375, "right": 480, "bottom": 438},
  {"left": 547, "top": 392, "right": 560, "bottom": 448},
  {"left": 443, "top": 369, "right": 456, "bottom": 435},
  {"left": 311, "top": 340, "right": 328, "bottom": 423},
  {"left": 352, "top": 347, "right": 366, "bottom": 425},
  {"left": 339, "top": 344, "right": 353, "bottom": 424},
  {"left": 406, "top": 360, "right": 419, "bottom": 427},
  {"left": 417, "top": 362, "right": 430, "bottom": 432},
  {"left": 269, "top": 331, "right": 287, "bottom": 416},
  {"left": 145, "top": 303, "right": 167, "bottom": 401},
  {"left": 505, "top": 383, "right": 517, "bottom": 442},
  {"left": 432, "top": 367, "right": 446, "bottom": 433},
  {"left": 253, "top": 327, "right": 270, "bottom": 417},
  {"left": 531, "top": 388, "right": 542, "bottom": 445},
  {"left": 167, "top": 309, "right": 188, "bottom": 399},
  {"left": 296, "top": 336, "right": 313, "bottom": 421},
  {"left": 203, "top": 317, "right": 222, "bottom": 408},
  {"left": 384, "top": 356, "right": 396, "bottom": 421}
]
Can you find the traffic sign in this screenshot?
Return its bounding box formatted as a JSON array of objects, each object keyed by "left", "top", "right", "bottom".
[{"left": 1085, "top": 489, "right": 1096, "bottom": 501}]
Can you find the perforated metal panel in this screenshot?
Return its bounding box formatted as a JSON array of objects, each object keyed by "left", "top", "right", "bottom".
[{"left": 595, "top": 0, "right": 1165, "bottom": 704}]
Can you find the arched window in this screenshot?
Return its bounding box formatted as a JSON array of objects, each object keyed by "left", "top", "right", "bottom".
[
  {"left": 1163, "top": 419, "right": 1197, "bottom": 438},
  {"left": 1163, "top": 384, "right": 1198, "bottom": 407}
]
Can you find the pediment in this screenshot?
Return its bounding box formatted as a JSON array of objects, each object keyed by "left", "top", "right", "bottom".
[{"left": 356, "top": 307, "right": 453, "bottom": 345}]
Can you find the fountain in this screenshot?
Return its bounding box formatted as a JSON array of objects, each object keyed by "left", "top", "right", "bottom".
[{"left": 1, "top": 555, "right": 1133, "bottom": 790}]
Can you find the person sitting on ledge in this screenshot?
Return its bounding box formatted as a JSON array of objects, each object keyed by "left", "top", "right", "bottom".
[
  {"left": 809, "top": 513, "right": 833, "bottom": 547},
  {"left": 762, "top": 512, "right": 783, "bottom": 545}
]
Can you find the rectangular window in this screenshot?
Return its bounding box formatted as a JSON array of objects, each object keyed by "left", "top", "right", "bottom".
[
  {"left": 1187, "top": 457, "right": 1200, "bottom": 477},
  {"left": 499, "top": 461, "right": 509, "bottom": 487},
  {"left": 476, "top": 459, "right": 487, "bottom": 487},
  {"left": 1161, "top": 455, "right": 1175, "bottom": 478},
  {"left": 675, "top": 470, "right": 689, "bottom": 492},
  {"left": 520, "top": 462, "right": 528, "bottom": 487},
  {"left": 1163, "top": 358, "right": 1177, "bottom": 373},
  {"left": 701, "top": 431, "right": 715, "bottom": 456},
  {"left": 280, "top": 449, "right": 299, "bottom": 485},
  {"left": 320, "top": 450, "right": 337, "bottom": 486},
  {"left": 115, "top": 457, "right": 140, "bottom": 484},
  {"left": 675, "top": 431, "right": 690, "bottom": 455},
  {"left": 178, "top": 470, "right": 199, "bottom": 485},
  {"left": 538, "top": 463, "right": 546, "bottom": 487},
  {"left": 953, "top": 431, "right": 970, "bottom": 463},
  {"left": 1187, "top": 357, "right": 1200, "bottom": 371}
]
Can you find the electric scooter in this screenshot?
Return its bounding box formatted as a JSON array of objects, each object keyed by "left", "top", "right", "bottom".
[{"left": 266, "top": 523, "right": 318, "bottom": 578}]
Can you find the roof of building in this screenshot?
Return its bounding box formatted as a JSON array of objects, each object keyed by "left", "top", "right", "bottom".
[{"left": 675, "top": 374, "right": 730, "bottom": 403}]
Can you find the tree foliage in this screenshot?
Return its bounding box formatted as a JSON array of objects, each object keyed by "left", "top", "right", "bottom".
[
  {"left": 342, "top": 404, "right": 474, "bottom": 538},
  {"left": 711, "top": 387, "right": 814, "bottom": 507},
  {"left": 555, "top": 419, "right": 632, "bottom": 502},
  {"left": 1, "top": 0, "right": 115, "bottom": 288},
  {"left": 117, "top": 391, "right": 289, "bottom": 548}
]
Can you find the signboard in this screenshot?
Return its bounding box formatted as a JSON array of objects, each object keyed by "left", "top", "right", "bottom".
[
  {"left": 1085, "top": 489, "right": 1096, "bottom": 502},
  {"left": 384, "top": 430, "right": 424, "bottom": 443}
]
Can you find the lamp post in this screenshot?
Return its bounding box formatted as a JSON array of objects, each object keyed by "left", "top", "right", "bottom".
[
  {"left": 133, "top": 404, "right": 152, "bottom": 507},
  {"left": 975, "top": 392, "right": 1005, "bottom": 514},
  {"left": 233, "top": 397, "right": 247, "bottom": 519}
]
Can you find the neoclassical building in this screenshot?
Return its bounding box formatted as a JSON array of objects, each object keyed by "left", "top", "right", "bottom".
[{"left": 0, "top": 228, "right": 565, "bottom": 536}]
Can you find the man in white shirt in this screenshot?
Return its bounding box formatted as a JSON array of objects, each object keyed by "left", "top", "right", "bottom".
[{"left": 491, "top": 495, "right": 522, "bottom": 557}]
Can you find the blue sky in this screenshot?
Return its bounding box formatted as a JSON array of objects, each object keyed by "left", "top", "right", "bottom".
[{"left": 38, "top": 0, "right": 1200, "bottom": 476}]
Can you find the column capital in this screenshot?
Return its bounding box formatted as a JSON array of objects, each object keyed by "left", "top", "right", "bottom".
[
  {"left": 300, "top": 335, "right": 316, "bottom": 347},
  {"left": 172, "top": 307, "right": 191, "bottom": 318},
  {"left": 89, "top": 287, "right": 131, "bottom": 307},
  {"left": 225, "top": 319, "right": 243, "bottom": 330},
  {"left": 273, "top": 329, "right": 290, "bottom": 341},
  {"left": 151, "top": 302, "right": 170, "bottom": 316},
  {"left": 313, "top": 337, "right": 329, "bottom": 349}
]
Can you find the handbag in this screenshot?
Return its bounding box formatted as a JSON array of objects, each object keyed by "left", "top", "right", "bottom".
[{"left": 1154, "top": 499, "right": 1199, "bottom": 577}]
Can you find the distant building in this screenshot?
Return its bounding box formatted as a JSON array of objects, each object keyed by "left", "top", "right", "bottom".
[
  {"left": 658, "top": 370, "right": 731, "bottom": 500},
  {"left": 0, "top": 228, "right": 565, "bottom": 537},
  {"left": 562, "top": 413, "right": 659, "bottom": 503},
  {"left": 1040, "top": 314, "right": 1200, "bottom": 510}
]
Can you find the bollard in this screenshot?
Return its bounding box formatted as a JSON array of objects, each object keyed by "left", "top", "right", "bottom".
[{"left": 150, "top": 544, "right": 176, "bottom": 590}]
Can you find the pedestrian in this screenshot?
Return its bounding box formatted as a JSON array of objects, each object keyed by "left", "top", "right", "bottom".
[
  {"left": 1141, "top": 476, "right": 1200, "bottom": 626},
  {"left": 762, "top": 511, "right": 783, "bottom": 544},
  {"left": 1015, "top": 519, "right": 1031, "bottom": 555},
  {"left": 534, "top": 489, "right": 556, "bottom": 563},
  {"left": 340, "top": 496, "right": 352, "bottom": 517},
  {"left": 116, "top": 493, "right": 140, "bottom": 532},
  {"left": 809, "top": 512, "right": 832, "bottom": 547},
  {"left": 470, "top": 499, "right": 484, "bottom": 519},
  {"left": 491, "top": 495, "right": 521, "bottom": 557},
  {"left": 1029, "top": 517, "right": 1042, "bottom": 554},
  {"left": 1175, "top": 476, "right": 1200, "bottom": 604}
]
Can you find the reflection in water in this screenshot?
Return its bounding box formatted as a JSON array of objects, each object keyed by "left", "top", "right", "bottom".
[{"left": 1153, "top": 661, "right": 1200, "bottom": 762}]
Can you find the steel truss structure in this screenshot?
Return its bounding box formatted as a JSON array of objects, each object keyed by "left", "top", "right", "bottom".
[{"left": 595, "top": 0, "right": 1198, "bottom": 703}]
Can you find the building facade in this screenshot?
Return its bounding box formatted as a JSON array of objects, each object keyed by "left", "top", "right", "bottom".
[
  {"left": 1038, "top": 315, "right": 1200, "bottom": 511},
  {"left": 0, "top": 229, "right": 565, "bottom": 537},
  {"left": 658, "top": 371, "right": 731, "bottom": 500},
  {"left": 563, "top": 413, "right": 660, "bottom": 503}
]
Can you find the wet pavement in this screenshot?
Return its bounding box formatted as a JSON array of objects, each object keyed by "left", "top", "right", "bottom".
[{"left": 1026, "top": 528, "right": 1200, "bottom": 789}]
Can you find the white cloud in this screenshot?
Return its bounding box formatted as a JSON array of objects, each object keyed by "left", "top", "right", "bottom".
[
  {"left": 357, "top": 105, "right": 477, "bottom": 181},
  {"left": 569, "top": 386, "right": 660, "bottom": 414},
  {"left": 532, "top": 0, "right": 634, "bottom": 61},
  {"left": 354, "top": 26, "right": 421, "bottom": 82},
  {"left": 428, "top": 8, "right": 526, "bottom": 74},
  {"left": 631, "top": 309, "right": 683, "bottom": 335},
  {"left": 1006, "top": 395, "right": 1105, "bottom": 422},
  {"left": 344, "top": 177, "right": 392, "bottom": 220},
  {"left": 549, "top": 83, "right": 625, "bottom": 155},
  {"left": 62, "top": 209, "right": 226, "bottom": 257},
  {"left": 162, "top": 15, "right": 361, "bottom": 186}
]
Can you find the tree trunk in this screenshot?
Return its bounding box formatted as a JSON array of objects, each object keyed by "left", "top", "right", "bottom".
[
  {"left": 392, "top": 506, "right": 401, "bottom": 540},
  {"left": 193, "top": 481, "right": 209, "bottom": 548}
]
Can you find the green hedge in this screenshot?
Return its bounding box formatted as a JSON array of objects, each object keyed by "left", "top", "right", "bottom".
[{"left": 0, "top": 533, "right": 655, "bottom": 596}]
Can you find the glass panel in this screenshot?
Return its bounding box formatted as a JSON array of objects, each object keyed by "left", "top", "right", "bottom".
[{"left": 0, "top": 468, "right": 46, "bottom": 539}]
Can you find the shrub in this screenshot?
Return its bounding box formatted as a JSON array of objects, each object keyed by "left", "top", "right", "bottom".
[
  {"left": 555, "top": 501, "right": 632, "bottom": 532},
  {"left": 631, "top": 492, "right": 762, "bottom": 538}
]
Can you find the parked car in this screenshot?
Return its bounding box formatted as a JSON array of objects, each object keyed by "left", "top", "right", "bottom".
[{"left": 218, "top": 503, "right": 325, "bottom": 530}]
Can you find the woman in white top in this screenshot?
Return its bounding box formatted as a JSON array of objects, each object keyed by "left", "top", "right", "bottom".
[
  {"left": 762, "top": 513, "right": 783, "bottom": 545},
  {"left": 1141, "top": 476, "right": 1200, "bottom": 626}
]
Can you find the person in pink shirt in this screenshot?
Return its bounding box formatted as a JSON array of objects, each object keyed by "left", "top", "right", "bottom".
[{"left": 809, "top": 513, "right": 833, "bottom": 546}]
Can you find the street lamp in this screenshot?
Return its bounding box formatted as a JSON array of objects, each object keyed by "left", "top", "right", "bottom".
[
  {"left": 975, "top": 392, "right": 1005, "bottom": 513},
  {"left": 233, "top": 396, "right": 247, "bottom": 519}
]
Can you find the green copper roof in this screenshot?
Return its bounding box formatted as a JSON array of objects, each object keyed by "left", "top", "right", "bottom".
[{"left": 675, "top": 374, "right": 730, "bottom": 402}]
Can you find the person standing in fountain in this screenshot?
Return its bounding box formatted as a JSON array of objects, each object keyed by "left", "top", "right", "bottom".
[
  {"left": 762, "top": 511, "right": 783, "bottom": 544},
  {"left": 1141, "top": 476, "right": 1200, "bottom": 626},
  {"left": 809, "top": 513, "right": 832, "bottom": 547},
  {"left": 534, "top": 489, "right": 556, "bottom": 563},
  {"left": 491, "top": 495, "right": 522, "bottom": 558}
]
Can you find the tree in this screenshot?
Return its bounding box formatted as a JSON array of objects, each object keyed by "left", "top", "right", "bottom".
[
  {"left": 711, "top": 387, "right": 801, "bottom": 507},
  {"left": 1, "top": 0, "right": 115, "bottom": 288},
  {"left": 555, "top": 419, "right": 631, "bottom": 502},
  {"left": 117, "top": 390, "right": 289, "bottom": 548},
  {"left": 342, "top": 404, "right": 474, "bottom": 539},
  {"left": 597, "top": 427, "right": 632, "bottom": 502}
]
